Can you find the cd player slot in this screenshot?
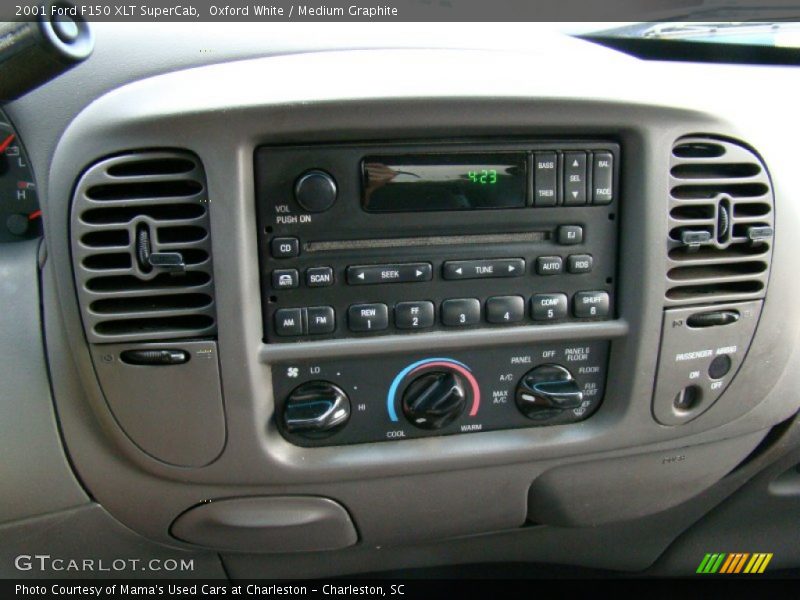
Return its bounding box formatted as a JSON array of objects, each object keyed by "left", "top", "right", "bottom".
[{"left": 304, "top": 232, "right": 550, "bottom": 253}]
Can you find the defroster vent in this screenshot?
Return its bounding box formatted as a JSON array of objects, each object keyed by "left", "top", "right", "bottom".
[
  {"left": 71, "top": 151, "right": 216, "bottom": 342},
  {"left": 667, "top": 137, "right": 774, "bottom": 306}
]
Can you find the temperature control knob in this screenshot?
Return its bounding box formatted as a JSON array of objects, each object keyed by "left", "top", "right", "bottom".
[
  {"left": 282, "top": 381, "right": 350, "bottom": 438},
  {"left": 402, "top": 371, "right": 467, "bottom": 430},
  {"left": 515, "top": 364, "right": 583, "bottom": 421}
]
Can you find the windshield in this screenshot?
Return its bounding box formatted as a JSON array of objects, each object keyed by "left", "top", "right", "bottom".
[{"left": 585, "top": 21, "right": 800, "bottom": 48}]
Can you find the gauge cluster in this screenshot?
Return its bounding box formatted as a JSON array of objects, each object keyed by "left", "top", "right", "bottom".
[{"left": 0, "top": 109, "right": 41, "bottom": 243}]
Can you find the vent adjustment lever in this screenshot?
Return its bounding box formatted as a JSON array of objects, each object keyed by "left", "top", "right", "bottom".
[
  {"left": 120, "top": 349, "right": 190, "bottom": 366},
  {"left": 687, "top": 310, "right": 740, "bottom": 328},
  {"left": 680, "top": 229, "right": 713, "bottom": 252},
  {"left": 148, "top": 251, "right": 186, "bottom": 272},
  {"left": 136, "top": 226, "right": 186, "bottom": 274},
  {"left": 747, "top": 225, "right": 774, "bottom": 245}
]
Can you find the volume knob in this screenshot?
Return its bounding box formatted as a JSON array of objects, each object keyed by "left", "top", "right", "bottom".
[
  {"left": 294, "top": 169, "right": 337, "bottom": 213},
  {"left": 282, "top": 381, "right": 350, "bottom": 438},
  {"left": 402, "top": 371, "right": 467, "bottom": 430}
]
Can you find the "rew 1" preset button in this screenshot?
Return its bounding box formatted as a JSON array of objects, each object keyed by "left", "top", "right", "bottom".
[
  {"left": 347, "top": 263, "right": 432, "bottom": 285},
  {"left": 348, "top": 303, "right": 389, "bottom": 331}
]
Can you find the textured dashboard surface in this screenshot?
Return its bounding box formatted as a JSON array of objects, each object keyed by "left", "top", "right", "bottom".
[
  {"left": 0, "top": 240, "right": 87, "bottom": 524},
  {"left": 4, "top": 24, "right": 800, "bottom": 577}
]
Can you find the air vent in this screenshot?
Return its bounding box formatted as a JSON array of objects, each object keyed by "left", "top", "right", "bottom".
[
  {"left": 666, "top": 137, "right": 774, "bottom": 306},
  {"left": 71, "top": 151, "right": 216, "bottom": 342}
]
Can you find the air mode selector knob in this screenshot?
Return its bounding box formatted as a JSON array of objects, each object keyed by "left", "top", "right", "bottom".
[
  {"left": 294, "top": 169, "right": 338, "bottom": 213},
  {"left": 515, "top": 364, "right": 583, "bottom": 421},
  {"left": 282, "top": 381, "right": 350, "bottom": 438},
  {"left": 402, "top": 370, "right": 467, "bottom": 430}
]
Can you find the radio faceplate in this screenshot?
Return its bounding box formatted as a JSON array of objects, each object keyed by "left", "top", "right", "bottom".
[{"left": 255, "top": 141, "right": 620, "bottom": 343}]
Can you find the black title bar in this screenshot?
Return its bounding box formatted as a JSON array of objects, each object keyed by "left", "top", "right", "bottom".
[{"left": 5, "top": 0, "right": 800, "bottom": 22}]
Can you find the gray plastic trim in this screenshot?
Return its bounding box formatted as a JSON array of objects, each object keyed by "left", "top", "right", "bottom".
[
  {"left": 652, "top": 300, "right": 763, "bottom": 426},
  {"left": 666, "top": 136, "right": 774, "bottom": 307},
  {"left": 71, "top": 150, "right": 217, "bottom": 343},
  {"left": 171, "top": 496, "right": 358, "bottom": 553},
  {"left": 90, "top": 340, "right": 227, "bottom": 467},
  {"left": 32, "top": 45, "right": 800, "bottom": 561},
  {"left": 651, "top": 418, "right": 800, "bottom": 575},
  {"left": 0, "top": 504, "right": 225, "bottom": 579},
  {"left": 527, "top": 431, "right": 763, "bottom": 527},
  {"left": 0, "top": 239, "right": 88, "bottom": 524},
  {"left": 221, "top": 429, "right": 771, "bottom": 578},
  {"left": 260, "top": 319, "right": 628, "bottom": 361}
]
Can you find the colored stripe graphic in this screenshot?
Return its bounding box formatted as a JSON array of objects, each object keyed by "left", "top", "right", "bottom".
[
  {"left": 710, "top": 553, "right": 726, "bottom": 573},
  {"left": 744, "top": 554, "right": 760, "bottom": 573},
  {"left": 719, "top": 554, "right": 736, "bottom": 574},
  {"left": 697, "top": 552, "right": 773, "bottom": 574},
  {"left": 696, "top": 554, "right": 713, "bottom": 574},
  {"left": 734, "top": 554, "right": 750, "bottom": 574},
  {"left": 759, "top": 554, "right": 773, "bottom": 573},
  {"left": 697, "top": 553, "right": 726, "bottom": 574},
  {"left": 721, "top": 553, "right": 749, "bottom": 574}
]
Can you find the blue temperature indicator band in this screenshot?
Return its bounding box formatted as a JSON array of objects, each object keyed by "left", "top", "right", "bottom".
[{"left": 386, "top": 357, "right": 470, "bottom": 421}]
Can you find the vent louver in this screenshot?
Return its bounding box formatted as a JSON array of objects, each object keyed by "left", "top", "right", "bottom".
[
  {"left": 667, "top": 137, "right": 774, "bottom": 306},
  {"left": 71, "top": 151, "right": 216, "bottom": 343}
]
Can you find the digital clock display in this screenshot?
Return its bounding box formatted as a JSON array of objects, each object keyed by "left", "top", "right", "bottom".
[
  {"left": 468, "top": 169, "right": 498, "bottom": 185},
  {"left": 362, "top": 153, "right": 527, "bottom": 212}
]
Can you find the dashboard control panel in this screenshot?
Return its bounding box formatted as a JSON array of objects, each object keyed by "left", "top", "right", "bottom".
[
  {"left": 272, "top": 341, "right": 610, "bottom": 446},
  {"left": 255, "top": 141, "right": 620, "bottom": 343},
  {"left": 652, "top": 300, "right": 763, "bottom": 426}
]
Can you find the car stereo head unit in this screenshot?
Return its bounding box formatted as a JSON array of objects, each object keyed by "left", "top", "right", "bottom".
[{"left": 254, "top": 140, "right": 619, "bottom": 344}]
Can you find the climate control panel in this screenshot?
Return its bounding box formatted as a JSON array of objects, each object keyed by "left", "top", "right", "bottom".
[{"left": 272, "top": 341, "right": 610, "bottom": 446}]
